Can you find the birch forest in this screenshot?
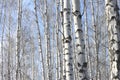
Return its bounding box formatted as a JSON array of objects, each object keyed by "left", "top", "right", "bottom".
[{"left": 0, "top": 0, "right": 120, "bottom": 80}]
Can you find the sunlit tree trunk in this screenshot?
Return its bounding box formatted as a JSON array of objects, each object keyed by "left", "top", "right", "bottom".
[
  {"left": 72, "top": 0, "right": 88, "bottom": 79},
  {"left": 105, "top": 0, "right": 120, "bottom": 79},
  {"left": 63, "top": 0, "right": 74, "bottom": 80},
  {"left": 60, "top": 0, "right": 64, "bottom": 79}
]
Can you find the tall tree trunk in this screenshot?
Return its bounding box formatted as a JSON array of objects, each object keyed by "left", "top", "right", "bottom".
[
  {"left": 44, "top": 0, "right": 52, "bottom": 80},
  {"left": 56, "top": 0, "right": 60, "bottom": 79},
  {"left": 34, "top": 0, "right": 46, "bottom": 80},
  {"left": 8, "top": 14, "right": 11, "bottom": 80},
  {"left": 60, "top": 0, "right": 64, "bottom": 79},
  {"left": 1, "top": 0, "right": 6, "bottom": 79},
  {"left": 1, "top": 22, "right": 5, "bottom": 80},
  {"left": 105, "top": 0, "right": 120, "bottom": 79},
  {"left": 16, "top": 0, "right": 21, "bottom": 79},
  {"left": 72, "top": 0, "right": 88, "bottom": 79},
  {"left": 63, "top": 0, "right": 74, "bottom": 80},
  {"left": 22, "top": 29, "right": 26, "bottom": 80}
]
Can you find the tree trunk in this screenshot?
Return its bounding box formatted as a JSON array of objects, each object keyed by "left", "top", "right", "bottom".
[
  {"left": 60, "top": 0, "right": 64, "bottom": 79},
  {"left": 105, "top": 0, "right": 120, "bottom": 79},
  {"left": 44, "top": 0, "right": 52, "bottom": 80},
  {"left": 72, "top": 0, "right": 88, "bottom": 79},
  {"left": 63, "top": 0, "right": 74, "bottom": 80},
  {"left": 8, "top": 14, "right": 11, "bottom": 80},
  {"left": 16, "top": 0, "right": 21, "bottom": 79},
  {"left": 1, "top": 21, "right": 5, "bottom": 80},
  {"left": 56, "top": 0, "right": 60, "bottom": 79}
]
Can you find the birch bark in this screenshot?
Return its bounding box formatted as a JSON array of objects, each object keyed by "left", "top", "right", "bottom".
[
  {"left": 72, "top": 0, "right": 88, "bottom": 79},
  {"left": 63, "top": 0, "right": 74, "bottom": 80},
  {"left": 105, "top": 0, "right": 120, "bottom": 79}
]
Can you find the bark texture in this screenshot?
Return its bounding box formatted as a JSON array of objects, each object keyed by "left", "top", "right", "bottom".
[
  {"left": 105, "top": 0, "right": 120, "bottom": 80},
  {"left": 72, "top": 0, "right": 88, "bottom": 79},
  {"left": 63, "top": 0, "right": 74, "bottom": 80}
]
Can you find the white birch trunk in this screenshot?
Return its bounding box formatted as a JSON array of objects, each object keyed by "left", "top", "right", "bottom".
[
  {"left": 72, "top": 0, "right": 88, "bottom": 79},
  {"left": 105, "top": 0, "right": 120, "bottom": 79},
  {"left": 60, "top": 0, "right": 65, "bottom": 79},
  {"left": 63, "top": 0, "right": 74, "bottom": 80}
]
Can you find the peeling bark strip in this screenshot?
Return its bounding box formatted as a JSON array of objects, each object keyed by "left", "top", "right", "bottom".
[
  {"left": 105, "top": 0, "right": 120, "bottom": 80},
  {"left": 72, "top": 0, "right": 88, "bottom": 80},
  {"left": 63, "top": 0, "right": 74, "bottom": 80}
]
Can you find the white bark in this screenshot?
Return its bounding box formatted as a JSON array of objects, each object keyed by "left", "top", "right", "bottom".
[
  {"left": 60, "top": 0, "right": 65, "bottom": 79},
  {"left": 72, "top": 0, "right": 88, "bottom": 79},
  {"left": 63, "top": 0, "right": 74, "bottom": 80},
  {"left": 105, "top": 0, "right": 120, "bottom": 80}
]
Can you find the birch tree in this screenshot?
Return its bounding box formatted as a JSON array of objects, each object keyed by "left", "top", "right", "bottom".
[
  {"left": 72, "top": 0, "right": 88, "bottom": 79},
  {"left": 16, "top": 0, "right": 22, "bottom": 79},
  {"left": 8, "top": 14, "right": 11, "bottom": 80},
  {"left": 60, "top": 0, "right": 64, "bottom": 79},
  {"left": 63, "top": 0, "right": 74, "bottom": 80},
  {"left": 44, "top": 0, "right": 52, "bottom": 80},
  {"left": 1, "top": 24, "right": 4, "bottom": 80},
  {"left": 105, "top": 0, "right": 120, "bottom": 79},
  {"left": 56, "top": 0, "right": 60, "bottom": 79}
]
